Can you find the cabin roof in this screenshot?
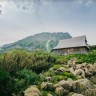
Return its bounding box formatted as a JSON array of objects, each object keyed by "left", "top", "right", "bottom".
[{"left": 53, "top": 36, "right": 89, "bottom": 50}]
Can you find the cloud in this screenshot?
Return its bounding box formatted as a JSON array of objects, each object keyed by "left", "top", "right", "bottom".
[
  {"left": 40, "top": 0, "right": 50, "bottom": 6},
  {"left": 0, "top": 5, "right": 2, "bottom": 14},
  {"left": 86, "top": 0, "right": 92, "bottom": 6},
  {"left": 74, "top": 0, "right": 93, "bottom": 6},
  {"left": 0, "top": 0, "right": 51, "bottom": 14}
]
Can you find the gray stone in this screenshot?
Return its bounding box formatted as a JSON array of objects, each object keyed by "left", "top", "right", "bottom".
[
  {"left": 84, "top": 89, "right": 96, "bottom": 96},
  {"left": 72, "top": 79, "right": 93, "bottom": 93},
  {"left": 24, "top": 85, "right": 40, "bottom": 96}
]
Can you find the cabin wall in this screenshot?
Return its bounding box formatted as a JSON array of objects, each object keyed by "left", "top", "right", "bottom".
[{"left": 52, "top": 47, "right": 88, "bottom": 55}]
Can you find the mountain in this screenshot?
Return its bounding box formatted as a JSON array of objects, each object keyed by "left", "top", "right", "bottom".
[{"left": 0, "top": 32, "right": 72, "bottom": 52}]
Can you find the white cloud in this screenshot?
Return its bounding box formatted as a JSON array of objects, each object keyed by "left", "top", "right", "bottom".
[
  {"left": 40, "top": 0, "right": 50, "bottom": 6},
  {"left": 86, "top": 0, "right": 92, "bottom": 6},
  {"left": 74, "top": 0, "right": 93, "bottom": 6},
  {"left": 0, "top": 0, "right": 51, "bottom": 14}
]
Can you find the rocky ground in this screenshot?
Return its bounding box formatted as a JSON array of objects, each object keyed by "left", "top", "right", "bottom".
[{"left": 24, "top": 58, "right": 96, "bottom": 96}]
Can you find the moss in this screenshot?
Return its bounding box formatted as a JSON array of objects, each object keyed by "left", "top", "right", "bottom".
[
  {"left": 53, "top": 75, "right": 68, "bottom": 82},
  {"left": 63, "top": 72, "right": 77, "bottom": 80},
  {"left": 52, "top": 64, "right": 61, "bottom": 70}
]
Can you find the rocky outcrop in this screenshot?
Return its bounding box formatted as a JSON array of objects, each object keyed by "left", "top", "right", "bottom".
[
  {"left": 41, "top": 82, "right": 54, "bottom": 91},
  {"left": 90, "top": 76, "right": 96, "bottom": 84},
  {"left": 72, "top": 79, "right": 93, "bottom": 93},
  {"left": 72, "top": 93, "right": 84, "bottom": 96},
  {"left": 84, "top": 89, "right": 96, "bottom": 96},
  {"left": 45, "top": 77, "right": 53, "bottom": 82},
  {"left": 58, "top": 80, "right": 72, "bottom": 91},
  {"left": 69, "top": 67, "right": 85, "bottom": 79},
  {"left": 47, "top": 93, "right": 53, "bottom": 96},
  {"left": 24, "top": 63, "right": 96, "bottom": 96},
  {"left": 24, "top": 85, "right": 40, "bottom": 96},
  {"left": 55, "top": 86, "right": 69, "bottom": 96},
  {"left": 55, "top": 67, "right": 66, "bottom": 74}
]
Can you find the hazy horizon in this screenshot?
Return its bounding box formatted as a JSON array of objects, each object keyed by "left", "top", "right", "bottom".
[{"left": 0, "top": 0, "right": 96, "bottom": 46}]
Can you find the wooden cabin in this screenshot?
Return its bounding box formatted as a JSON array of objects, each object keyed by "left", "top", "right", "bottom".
[{"left": 51, "top": 36, "right": 89, "bottom": 55}]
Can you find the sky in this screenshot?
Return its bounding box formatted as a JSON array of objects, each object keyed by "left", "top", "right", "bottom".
[{"left": 0, "top": 0, "right": 96, "bottom": 46}]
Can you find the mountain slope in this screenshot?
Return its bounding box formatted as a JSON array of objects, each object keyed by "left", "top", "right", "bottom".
[{"left": 0, "top": 32, "right": 72, "bottom": 52}]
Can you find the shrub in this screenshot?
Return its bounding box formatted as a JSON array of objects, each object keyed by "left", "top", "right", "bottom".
[
  {"left": 52, "top": 64, "right": 61, "bottom": 70},
  {"left": 12, "top": 69, "right": 39, "bottom": 95},
  {"left": 0, "top": 70, "right": 12, "bottom": 96},
  {"left": 16, "top": 69, "right": 39, "bottom": 85},
  {"left": 0, "top": 49, "right": 55, "bottom": 74}
]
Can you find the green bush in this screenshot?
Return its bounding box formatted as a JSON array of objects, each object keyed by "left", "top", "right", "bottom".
[
  {"left": 52, "top": 64, "right": 61, "bottom": 70},
  {"left": 0, "top": 70, "right": 12, "bottom": 96},
  {"left": 51, "top": 50, "right": 96, "bottom": 64},
  {"left": 12, "top": 69, "right": 39, "bottom": 95},
  {"left": 0, "top": 49, "right": 55, "bottom": 74},
  {"left": 63, "top": 71, "right": 77, "bottom": 80},
  {"left": 16, "top": 69, "right": 39, "bottom": 85}
]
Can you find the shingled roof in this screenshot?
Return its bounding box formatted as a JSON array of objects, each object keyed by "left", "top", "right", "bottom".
[{"left": 53, "top": 36, "right": 89, "bottom": 50}]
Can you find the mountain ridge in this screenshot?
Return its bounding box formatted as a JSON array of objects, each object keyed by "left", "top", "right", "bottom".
[{"left": 0, "top": 32, "right": 72, "bottom": 52}]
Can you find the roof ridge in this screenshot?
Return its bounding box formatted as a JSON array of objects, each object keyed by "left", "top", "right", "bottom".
[
  {"left": 53, "top": 35, "right": 88, "bottom": 50},
  {"left": 59, "top": 35, "right": 86, "bottom": 42}
]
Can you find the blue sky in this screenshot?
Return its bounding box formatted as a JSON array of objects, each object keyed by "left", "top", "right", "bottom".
[{"left": 0, "top": 0, "right": 96, "bottom": 46}]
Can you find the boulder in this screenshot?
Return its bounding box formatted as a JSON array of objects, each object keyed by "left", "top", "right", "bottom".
[
  {"left": 55, "top": 86, "right": 69, "bottom": 96},
  {"left": 90, "top": 76, "right": 96, "bottom": 84},
  {"left": 55, "top": 67, "right": 66, "bottom": 74},
  {"left": 58, "top": 80, "right": 72, "bottom": 91},
  {"left": 54, "top": 84, "right": 61, "bottom": 89},
  {"left": 88, "top": 64, "right": 96, "bottom": 75},
  {"left": 68, "top": 58, "right": 77, "bottom": 65},
  {"left": 41, "top": 82, "right": 54, "bottom": 91},
  {"left": 72, "top": 93, "right": 84, "bottom": 96},
  {"left": 67, "top": 78, "right": 73, "bottom": 83},
  {"left": 84, "top": 88, "right": 96, "bottom": 96},
  {"left": 67, "top": 92, "right": 74, "bottom": 96},
  {"left": 73, "top": 69, "right": 85, "bottom": 79},
  {"left": 72, "top": 79, "right": 93, "bottom": 93},
  {"left": 24, "top": 85, "right": 40, "bottom": 96},
  {"left": 45, "top": 77, "right": 53, "bottom": 82},
  {"left": 47, "top": 93, "right": 53, "bottom": 96}
]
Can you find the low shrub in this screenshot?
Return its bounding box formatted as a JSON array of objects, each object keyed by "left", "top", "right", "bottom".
[
  {"left": 12, "top": 69, "right": 39, "bottom": 95},
  {"left": 0, "top": 70, "right": 12, "bottom": 96}
]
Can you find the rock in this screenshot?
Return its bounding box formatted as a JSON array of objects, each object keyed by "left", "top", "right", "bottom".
[
  {"left": 41, "top": 82, "right": 54, "bottom": 91},
  {"left": 45, "top": 77, "right": 53, "bottom": 82},
  {"left": 58, "top": 80, "right": 72, "bottom": 91},
  {"left": 58, "top": 67, "right": 66, "bottom": 72},
  {"left": 68, "top": 58, "right": 77, "bottom": 65},
  {"left": 84, "top": 89, "right": 96, "bottom": 96},
  {"left": 69, "top": 67, "right": 85, "bottom": 79},
  {"left": 88, "top": 64, "right": 96, "bottom": 75},
  {"left": 67, "top": 92, "right": 74, "bottom": 96},
  {"left": 49, "top": 68, "right": 53, "bottom": 71},
  {"left": 55, "top": 86, "right": 69, "bottom": 96},
  {"left": 55, "top": 67, "right": 66, "bottom": 74},
  {"left": 47, "top": 93, "right": 53, "bottom": 96},
  {"left": 67, "top": 78, "right": 73, "bottom": 83},
  {"left": 72, "top": 79, "right": 93, "bottom": 93},
  {"left": 54, "top": 84, "right": 61, "bottom": 89},
  {"left": 93, "top": 85, "right": 96, "bottom": 88},
  {"left": 24, "top": 85, "right": 40, "bottom": 96},
  {"left": 90, "top": 76, "right": 96, "bottom": 84},
  {"left": 72, "top": 93, "right": 84, "bottom": 96}
]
